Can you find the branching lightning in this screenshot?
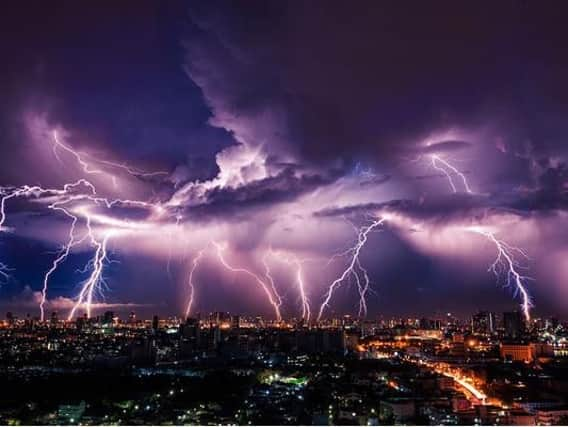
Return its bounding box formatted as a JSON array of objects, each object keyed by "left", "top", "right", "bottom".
[
  {"left": 212, "top": 241, "right": 283, "bottom": 322},
  {"left": 261, "top": 251, "right": 284, "bottom": 316},
  {"left": 424, "top": 148, "right": 534, "bottom": 319},
  {"left": 1, "top": 129, "right": 170, "bottom": 321},
  {"left": 353, "top": 257, "right": 371, "bottom": 318},
  {"left": 52, "top": 131, "right": 168, "bottom": 181},
  {"left": 318, "top": 216, "right": 386, "bottom": 321},
  {"left": 0, "top": 262, "right": 12, "bottom": 284},
  {"left": 0, "top": 180, "right": 148, "bottom": 321},
  {"left": 0, "top": 126, "right": 542, "bottom": 323},
  {"left": 39, "top": 203, "right": 83, "bottom": 321},
  {"left": 423, "top": 149, "right": 532, "bottom": 319},
  {"left": 264, "top": 250, "right": 310, "bottom": 322},
  {"left": 68, "top": 231, "right": 114, "bottom": 320},
  {"left": 466, "top": 226, "right": 533, "bottom": 321},
  {"left": 430, "top": 154, "right": 472, "bottom": 193}
]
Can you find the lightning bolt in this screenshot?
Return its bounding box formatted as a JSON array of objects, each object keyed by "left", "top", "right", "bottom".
[
  {"left": 318, "top": 216, "right": 386, "bottom": 321},
  {"left": 353, "top": 257, "right": 371, "bottom": 318},
  {"left": 423, "top": 148, "right": 532, "bottom": 318},
  {"left": 68, "top": 230, "right": 113, "bottom": 320},
  {"left": 212, "top": 241, "right": 282, "bottom": 322},
  {"left": 430, "top": 154, "right": 472, "bottom": 193},
  {"left": 6, "top": 128, "right": 296, "bottom": 322},
  {"left": 288, "top": 255, "right": 310, "bottom": 322},
  {"left": 0, "top": 262, "right": 12, "bottom": 284},
  {"left": 184, "top": 249, "right": 205, "bottom": 318},
  {"left": 2, "top": 129, "right": 169, "bottom": 321},
  {"left": 48, "top": 131, "right": 170, "bottom": 320},
  {"left": 261, "top": 251, "right": 284, "bottom": 316},
  {"left": 52, "top": 131, "right": 168, "bottom": 180},
  {"left": 466, "top": 226, "right": 533, "bottom": 321},
  {"left": 2, "top": 182, "right": 88, "bottom": 319},
  {"left": 0, "top": 180, "right": 149, "bottom": 321},
  {"left": 264, "top": 250, "right": 310, "bottom": 322},
  {"left": 39, "top": 203, "right": 83, "bottom": 321}
]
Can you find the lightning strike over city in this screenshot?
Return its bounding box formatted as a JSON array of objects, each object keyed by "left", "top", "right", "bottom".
[
  {"left": 318, "top": 217, "right": 387, "bottom": 322},
  {"left": 184, "top": 249, "right": 204, "bottom": 318},
  {"left": 1, "top": 2, "right": 568, "bottom": 425},
  {"left": 264, "top": 250, "right": 309, "bottom": 322},
  {"left": 212, "top": 241, "right": 283, "bottom": 322},
  {"left": 465, "top": 226, "right": 534, "bottom": 321}
]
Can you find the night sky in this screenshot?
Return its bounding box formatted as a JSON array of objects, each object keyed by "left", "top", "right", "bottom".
[{"left": 1, "top": 0, "right": 567, "bottom": 320}]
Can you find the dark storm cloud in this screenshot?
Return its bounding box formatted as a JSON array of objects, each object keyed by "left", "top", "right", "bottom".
[
  {"left": 359, "top": 174, "right": 392, "bottom": 187},
  {"left": 0, "top": 0, "right": 234, "bottom": 184},
  {"left": 315, "top": 169, "right": 568, "bottom": 223},
  {"left": 511, "top": 161, "right": 568, "bottom": 211},
  {"left": 185, "top": 0, "right": 568, "bottom": 170},
  {"left": 314, "top": 195, "right": 492, "bottom": 222},
  {"left": 183, "top": 167, "right": 340, "bottom": 220}
]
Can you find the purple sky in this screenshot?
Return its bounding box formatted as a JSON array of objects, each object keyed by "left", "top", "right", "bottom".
[{"left": 0, "top": 1, "right": 567, "bottom": 320}]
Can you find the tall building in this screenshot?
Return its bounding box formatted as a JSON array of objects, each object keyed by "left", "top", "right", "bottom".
[
  {"left": 24, "top": 313, "right": 34, "bottom": 330},
  {"left": 152, "top": 315, "right": 159, "bottom": 331},
  {"left": 181, "top": 318, "right": 200, "bottom": 338},
  {"left": 419, "top": 318, "right": 441, "bottom": 330},
  {"left": 231, "top": 315, "right": 240, "bottom": 329},
  {"left": 472, "top": 311, "right": 495, "bottom": 335},
  {"left": 103, "top": 311, "right": 114, "bottom": 326},
  {"left": 180, "top": 317, "right": 201, "bottom": 356},
  {"left": 209, "top": 311, "right": 231, "bottom": 326},
  {"left": 75, "top": 316, "right": 85, "bottom": 331},
  {"left": 128, "top": 311, "right": 136, "bottom": 324},
  {"left": 503, "top": 311, "right": 524, "bottom": 340}
]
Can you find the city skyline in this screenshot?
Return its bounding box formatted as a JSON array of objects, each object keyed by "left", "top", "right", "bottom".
[
  {"left": 1, "top": 304, "right": 566, "bottom": 425},
  {"left": 2, "top": 3, "right": 568, "bottom": 426},
  {"left": 2, "top": 1, "right": 568, "bottom": 323}
]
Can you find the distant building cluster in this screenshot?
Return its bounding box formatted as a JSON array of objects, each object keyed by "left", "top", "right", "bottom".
[{"left": 0, "top": 309, "right": 566, "bottom": 425}]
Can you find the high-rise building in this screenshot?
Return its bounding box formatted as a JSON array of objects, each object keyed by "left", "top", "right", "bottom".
[
  {"left": 76, "top": 316, "right": 85, "bottom": 331},
  {"left": 128, "top": 311, "right": 136, "bottom": 324},
  {"left": 180, "top": 317, "right": 201, "bottom": 356},
  {"left": 24, "top": 313, "right": 34, "bottom": 330},
  {"left": 51, "top": 311, "right": 58, "bottom": 324},
  {"left": 503, "top": 311, "right": 524, "bottom": 340},
  {"left": 152, "top": 315, "right": 159, "bottom": 331},
  {"left": 103, "top": 311, "right": 114, "bottom": 326},
  {"left": 472, "top": 311, "right": 495, "bottom": 335},
  {"left": 181, "top": 317, "right": 200, "bottom": 338},
  {"left": 209, "top": 311, "right": 231, "bottom": 326},
  {"left": 419, "top": 318, "right": 441, "bottom": 330},
  {"left": 231, "top": 315, "right": 240, "bottom": 329},
  {"left": 208, "top": 325, "right": 222, "bottom": 350}
]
